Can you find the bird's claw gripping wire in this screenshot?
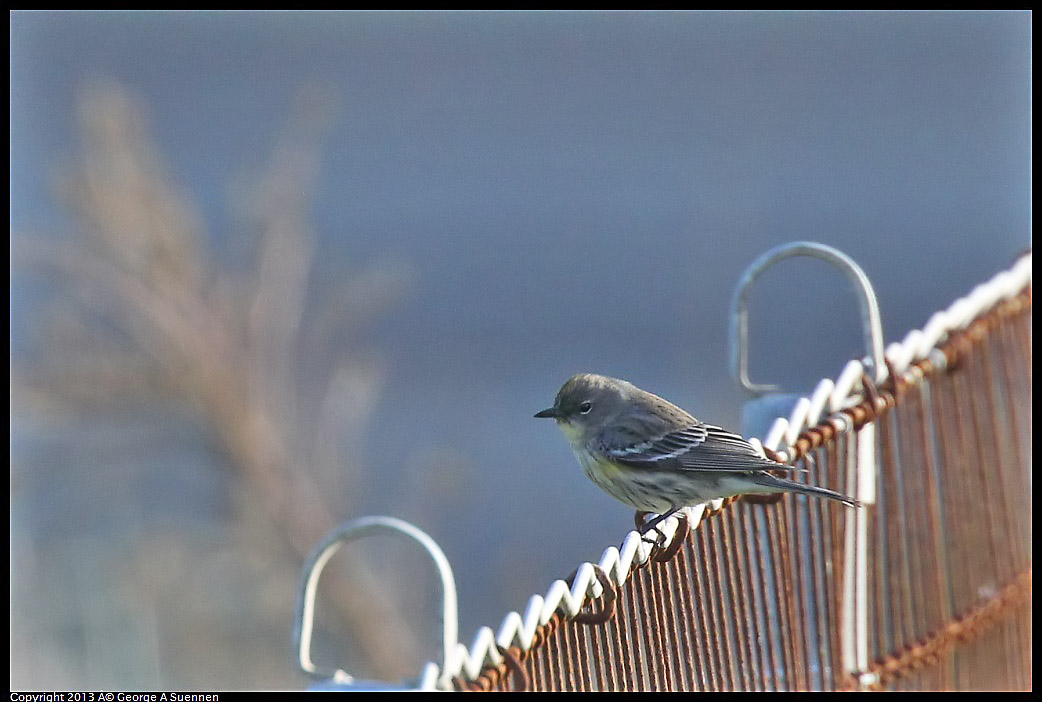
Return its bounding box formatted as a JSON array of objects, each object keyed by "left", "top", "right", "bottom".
[{"left": 634, "top": 509, "right": 689, "bottom": 560}]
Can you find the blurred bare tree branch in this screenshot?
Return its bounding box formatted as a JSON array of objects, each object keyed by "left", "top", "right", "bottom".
[{"left": 11, "top": 80, "right": 418, "bottom": 681}]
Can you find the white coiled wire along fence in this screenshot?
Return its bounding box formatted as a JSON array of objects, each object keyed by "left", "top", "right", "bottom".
[{"left": 439, "top": 251, "right": 1032, "bottom": 692}]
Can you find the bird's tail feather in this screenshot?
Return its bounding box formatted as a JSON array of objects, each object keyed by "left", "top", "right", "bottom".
[{"left": 750, "top": 472, "right": 861, "bottom": 508}]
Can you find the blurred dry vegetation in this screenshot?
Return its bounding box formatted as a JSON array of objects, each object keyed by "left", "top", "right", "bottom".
[{"left": 11, "top": 82, "right": 423, "bottom": 688}]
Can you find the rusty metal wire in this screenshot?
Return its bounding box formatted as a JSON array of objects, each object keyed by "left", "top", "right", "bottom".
[{"left": 454, "top": 283, "right": 1031, "bottom": 692}]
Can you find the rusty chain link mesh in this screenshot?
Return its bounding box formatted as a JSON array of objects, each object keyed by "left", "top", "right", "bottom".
[{"left": 456, "top": 285, "right": 1031, "bottom": 692}]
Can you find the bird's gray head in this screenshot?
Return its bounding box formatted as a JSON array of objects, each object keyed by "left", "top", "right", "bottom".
[{"left": 534, "top": 373, "right": 633, "bottom": 439}]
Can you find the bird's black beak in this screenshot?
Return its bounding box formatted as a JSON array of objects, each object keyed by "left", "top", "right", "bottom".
[{"left": 534, "top": 407, "right": 558, "bottom": 419}]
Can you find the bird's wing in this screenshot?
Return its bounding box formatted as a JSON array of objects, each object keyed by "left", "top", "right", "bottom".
[{"left": 603, "top": 423, "right": 783, "bottom": 473}]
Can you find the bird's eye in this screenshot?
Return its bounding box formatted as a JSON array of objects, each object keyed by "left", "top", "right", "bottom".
[{"left": 579, "top": 401, "right": 592, "bottom": 414}]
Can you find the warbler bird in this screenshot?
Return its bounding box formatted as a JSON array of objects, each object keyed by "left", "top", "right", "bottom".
[{"left": 535, "top": 373, "right": 859, "bottom": 529}]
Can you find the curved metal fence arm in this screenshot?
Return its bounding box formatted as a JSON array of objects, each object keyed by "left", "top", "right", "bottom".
[
  {"left": 730, "top": 241, "right": 887, "bottom": 395},
  {"left": 293, "top": 515, "right": 458, "bottom": 689}
]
